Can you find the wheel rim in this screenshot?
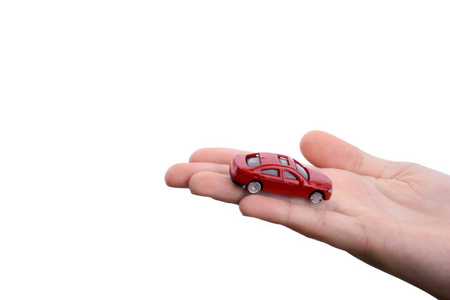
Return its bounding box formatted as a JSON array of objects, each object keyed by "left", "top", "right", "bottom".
[
  {"left": 310, "top": 192, "right": 323, "bottom": 203},
  {"left": 247, "top": 181, "right": 261, "bottom": 193}
]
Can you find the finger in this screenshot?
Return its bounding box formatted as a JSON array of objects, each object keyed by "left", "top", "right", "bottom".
[
  {"left": 239, "top": 195, "right": 364, "bottom": 252},
  {"left": 189, "top": 148, "right": 250, "bottom": 165},
  {"left": 188, "top": 171, "right": 248, "bottom": 204},
  {"left": 300, "top": 130, "right": 395, "bottom": 178},
  {"left": 165, "top": 163, "right": 229, "bottom": 188}
]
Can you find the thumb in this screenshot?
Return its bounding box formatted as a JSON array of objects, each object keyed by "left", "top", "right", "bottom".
[{"left": 300, "top": 131, "right": 394, "bottom": 178}]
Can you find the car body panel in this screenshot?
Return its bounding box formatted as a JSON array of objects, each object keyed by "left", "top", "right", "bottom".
[{"left": 230, "top": 152, "right": 333, "bottom": 200}]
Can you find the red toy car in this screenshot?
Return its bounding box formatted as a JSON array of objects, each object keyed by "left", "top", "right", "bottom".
[{"left": 230, "top": 152, "right": 333, "bottom": 203}]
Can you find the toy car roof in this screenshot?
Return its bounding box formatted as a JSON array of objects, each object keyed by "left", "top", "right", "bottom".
[{"left": 246, "top": 152, "right": 295, "bottom": 167}]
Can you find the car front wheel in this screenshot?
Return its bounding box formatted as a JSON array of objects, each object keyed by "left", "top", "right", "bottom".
[
  {"left": 310, "top": 191, "right": 324, "bottom": 203},
  {"left": 247, "top": 181, "right": 262, "bottom": 194}
]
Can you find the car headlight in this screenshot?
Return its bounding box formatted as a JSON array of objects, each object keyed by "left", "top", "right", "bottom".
[{"left": 328, "top": 189, "right": 333, "bottom": 194}]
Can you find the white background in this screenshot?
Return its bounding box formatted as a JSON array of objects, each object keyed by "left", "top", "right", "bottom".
[{"left": 1, "top": 1, "right": 449, "bottom": 299}]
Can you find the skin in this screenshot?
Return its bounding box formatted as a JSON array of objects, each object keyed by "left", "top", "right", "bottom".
[{"left": 165, "top": 131, "right": 450, "bottom": 299}]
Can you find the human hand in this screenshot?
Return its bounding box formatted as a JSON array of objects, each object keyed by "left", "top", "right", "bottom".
[{"left": 165, "top": 131, "right": 450, "bottom": 299}]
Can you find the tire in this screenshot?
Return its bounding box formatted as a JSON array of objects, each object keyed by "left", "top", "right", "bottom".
[
  {"left": 247, "top": 181, "right": 262, "bottom": 194},
  {"left": 310, "top": 191, "right": 324, "bottom": 203}
]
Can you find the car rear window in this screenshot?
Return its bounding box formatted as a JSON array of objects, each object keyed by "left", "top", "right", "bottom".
[{"left": 246, "top": 155, "right": 261, "bottom": 168}]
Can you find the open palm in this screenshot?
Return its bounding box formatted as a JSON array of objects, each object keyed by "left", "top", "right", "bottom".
[{"left": 165, "top": 131, "right": 450, "bottom": 299}]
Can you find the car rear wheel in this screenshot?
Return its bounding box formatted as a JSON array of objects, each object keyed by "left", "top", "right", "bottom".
[
  {"left": 310, "top": 191, "right": 324, "bottom": 203},
  {"left": 247, "top": 181, "right": 262, "bottom": 194}
]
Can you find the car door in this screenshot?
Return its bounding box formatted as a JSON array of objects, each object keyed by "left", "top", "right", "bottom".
[
  {"left": 259, "top": 168, "right": 282, "bottom": 193},
  {"left": 283, "top": 169, "right": 305, "bottom": 197}
]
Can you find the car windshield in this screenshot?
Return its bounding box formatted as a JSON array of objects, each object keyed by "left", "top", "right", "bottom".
[
  {"left": 246, "top": 155, "right": 261, "bottom": 168},
  {"left": 295, "top": 162, "right": 309, "bottom": 181}
]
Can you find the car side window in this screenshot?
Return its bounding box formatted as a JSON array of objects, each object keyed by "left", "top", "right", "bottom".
[
  {"left": 284, "top": 170, "right": 298, "bottom": 180},
  {"left": 261, "top": 169, "right": 279, "bottom": 177}
]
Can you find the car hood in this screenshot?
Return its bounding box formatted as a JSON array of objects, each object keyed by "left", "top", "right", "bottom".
[{"left": 307, "top": 168, "right": 332, "bottom": 189}]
